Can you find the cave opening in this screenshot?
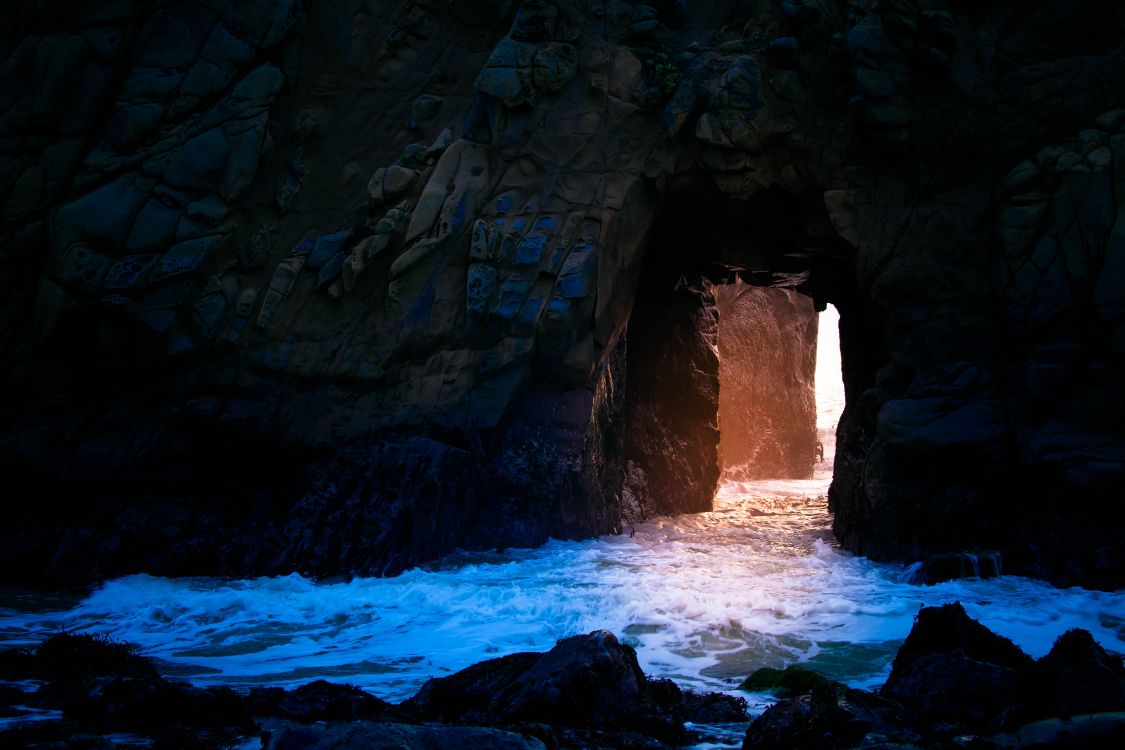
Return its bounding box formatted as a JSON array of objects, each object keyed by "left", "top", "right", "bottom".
[{"left": 610, "top": 183, "right": 865, "bottom": 530}]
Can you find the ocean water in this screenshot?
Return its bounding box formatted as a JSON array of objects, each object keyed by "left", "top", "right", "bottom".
[{"left": 2, "top": 306, "right": 1124, "bottom": 741}]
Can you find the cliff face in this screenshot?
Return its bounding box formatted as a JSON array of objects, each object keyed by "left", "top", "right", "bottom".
[
  {"left": 716, "top": 284, "right": 818, "bottom": 480},
  {"left": 1, "top": 0, "right": 1124, "bottom": 587}
]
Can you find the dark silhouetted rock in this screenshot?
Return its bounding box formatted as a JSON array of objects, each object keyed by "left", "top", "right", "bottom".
[
  {"left": 1020, "top": 629, "right": 1125, "bottom": 720},
  {"left": 263, "top": 721, "right": 548, "bottom": 750},
  {"left": 887, "top": 651, "right": 1020, "bottom": 732},
  {"left": 681, "top": 688, "right": 749, "bottom": 724},
  {"left": 0, "top": 630, "right": 751, "bottom": 750},
  {"left": 882, "top": 603, "right": 1033, "bottom": 731},
  {"left": 11, "top": 623, "right": 1125, "bottom": 750},
  {"left": 613, "top": 260, "right": 722, "bottom": 523},
  {"left": 409, "top": 651, "right": 542, "bottom": 722},
  {"left": 248, "top": 680, "right": 392, "bottom": 723},
  {"left": 0, "top": 633, "right": 253, "bottom": 741},
  {"left": 887, "top": 603, "right": 1032, "bottom": 673},
  {"left": 494, "top": 630, "right": 649, "bottom": 727},
  {"left": 989, "top": 713, "right": 1125, "bottom": 750},
  {"left": 413, "top": 631, "right": 674, "bottom": 733},
  {"left": 410, "top": 630, "right": 741, "bottom": 744},
  {"left": 60, "top": 680, "right": 251, "bottom": 737},
  {"left": 23, "top": 633, "right": 158, "bottom": 682},
  {"left": 743, "top": 683, "right": 922, "bottom": 750},
  {"left": 908, "top": 551, "right": 1003, "bottom": 585}
]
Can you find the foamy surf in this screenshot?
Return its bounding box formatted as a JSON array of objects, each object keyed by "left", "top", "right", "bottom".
[{"left": 1, "top": 483, "right": 1122, "bottom": 714}]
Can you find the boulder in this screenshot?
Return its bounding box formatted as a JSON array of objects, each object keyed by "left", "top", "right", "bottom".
[
  {"left": 1020, "top": 629, "right": 1125, "bottom": 720},
  {"left": 410, "top": 651, "right": 542, "bottom": 723},
  {"left": 263, "top": 721, "right": 547, "bottom": 750},
  {"left": 413, "top": 631, "right": 655, "bottom": 729},
  {"left": 743, "top": 683, "right": 922, "bottom": 750},
  {"left": 0, "top": 631, "right": 744, "bottom": 749},
  {"left": 0, "top": 634, "right": 252, "bottom": 738},
  {"left": 409, "top": 630, "right": 735, "bottom": 743},
  {"left": 248, "top": 680, "right": 392, "bottom": 722},
  {"left": 494, "top": 630, "right": 651, "bottom": 727},
  {"left": 881, "top": 603, "right": 1033, "bottom": 731},
  {"left": 908, "top": 551, "right": 1003, "bottom": 585},
  {"left": 681, "top": 688, "right": 749, "bottom": 724}
]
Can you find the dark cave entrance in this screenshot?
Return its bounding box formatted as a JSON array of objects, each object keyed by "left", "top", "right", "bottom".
[{"left": 611, "top": 184, "right": 870, "bottom": 525}]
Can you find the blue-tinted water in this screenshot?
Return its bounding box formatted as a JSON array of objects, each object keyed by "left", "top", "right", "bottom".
[{"left": 2, "top": 475, "right": 1123, "bottom": 715}]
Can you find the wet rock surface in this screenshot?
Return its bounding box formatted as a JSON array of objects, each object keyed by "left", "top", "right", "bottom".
[
  {"left": 742, "top": 603, "right": 1125, "bottom": 750},
  {"left": 4, "top": 608, "right": 1122, "bottom": 750},
  {"left": 0, "top": 1, "right": 1124, "bottom": 588},
  {"left": 409, "top": 630, "right": 746, "bottom": 745},
  {"left": 744, "top": 682, "right": 924, "bottom": 750},
  {"left": 0, "top": 631, "right": 744, "bottom": 750},
  {"left": 262, "top": 721, "right": 550, "bottom": 750},
  {"left": 907, "top": 550, "right": 1004, "bottom": 585},
  {"left": 739, "top": 665, "right": 834, "bottom": 698},
  {"left": 881, "top": 603, "right": 1034, "bottom": 731}
]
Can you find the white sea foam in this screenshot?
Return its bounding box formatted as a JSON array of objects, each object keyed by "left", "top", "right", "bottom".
[{"left": 1, "top": 481, "right": 1122, "bottom": 709}]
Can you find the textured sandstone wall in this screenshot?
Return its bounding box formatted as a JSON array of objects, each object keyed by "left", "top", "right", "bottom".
[
  {"left": 716, "top": 284, "right": 818, "bottom": 480},
  {"left": 1, "top": 0, "right": 1124, "bottom": 587}
]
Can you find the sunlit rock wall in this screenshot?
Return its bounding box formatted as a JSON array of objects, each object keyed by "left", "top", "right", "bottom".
[{"left": 716, "top": 284, "right": 817, "bottom": 479}]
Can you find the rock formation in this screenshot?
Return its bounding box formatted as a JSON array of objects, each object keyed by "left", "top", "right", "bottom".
[
  {"left": 0, "top": 630, "right": 746, "bottom": 750},
  {"left": 1, "top": 0, "right": 1124, "bottom": 587},
  {"left": 716, "top": 282, "right": 818, "bottom": 479},
  {"left": 4, "top": 608, "right": 1123, "bottom": 750},
  {"left": 743, "top": 603, "right": 1125, "bottom": 749}
]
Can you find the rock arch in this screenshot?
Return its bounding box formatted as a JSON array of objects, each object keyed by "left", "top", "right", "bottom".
[{"left": 1, "top": 0, "right": 1123, "bottom": 588}]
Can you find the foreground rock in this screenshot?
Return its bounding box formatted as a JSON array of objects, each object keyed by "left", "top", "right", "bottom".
[
  {"left": 4, "top": 609, "right": 1123, "bottom": 750},
  {"left": 744, "top": 682, "right": 922, "bottom": 750},
  {"left": 742, "top": 603, "right": 1125, "bottom": 749},
  {"left": 262, "top": 721, "right": 548, "bottom": 750},
  {"left": 247, "top": 680, "right": 392, "bottom": 722},
  {"left": 410, "top": 630, "right": 746, "bottom": 745},
  {"left": 411, "top": 630, "right": 661, "bottom": 729},
  {"left": 0, "top": 631, "right": 745, "bottom": 750},
  {"left": 881, "top": 602, "right": 1034, "bottom": 731},
  {"left": 1019, "top": 628, "right": 1125, "bottom": 722}
]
